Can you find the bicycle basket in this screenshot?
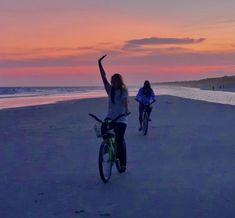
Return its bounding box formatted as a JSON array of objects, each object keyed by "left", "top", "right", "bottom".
[{"left": 94, "top": 122, "right": 102, "bottom": 138}]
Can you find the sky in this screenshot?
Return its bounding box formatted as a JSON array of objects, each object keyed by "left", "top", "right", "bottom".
[{"left": 0, "top": 0, "right": 235, "bottom": 86}]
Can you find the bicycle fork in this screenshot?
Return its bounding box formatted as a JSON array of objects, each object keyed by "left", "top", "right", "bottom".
[{"left": 106, "top": 138, "right": 116, "bottom": 161}]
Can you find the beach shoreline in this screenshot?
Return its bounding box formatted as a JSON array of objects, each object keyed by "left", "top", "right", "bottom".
[{"left": 1, "top": 85, "right": 235, "bottom": 110}]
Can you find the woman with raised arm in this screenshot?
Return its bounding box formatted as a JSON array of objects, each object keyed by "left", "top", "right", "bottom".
[{"left": 98, "top": 54, "right": 129, "bottom": 173}]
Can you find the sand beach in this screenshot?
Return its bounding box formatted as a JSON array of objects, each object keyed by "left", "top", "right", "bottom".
[{"left": 0, "top": 96, "right": 234, "bottom": 218}]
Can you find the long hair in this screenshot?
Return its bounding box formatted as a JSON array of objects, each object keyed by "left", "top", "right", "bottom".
[
  {"left": 110, "top": 73, "right": 127, "bottom": 104},
  {"left": 143, "top": 80, "right": 153, "bottom": 96}
]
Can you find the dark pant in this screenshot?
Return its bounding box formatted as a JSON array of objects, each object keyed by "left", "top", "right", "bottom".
[
  {"left": 114, "top": 122, "right": 127, "bottom": 167},
  {"left": 139, "top": 103, "right": 152, "bottom": 125}
]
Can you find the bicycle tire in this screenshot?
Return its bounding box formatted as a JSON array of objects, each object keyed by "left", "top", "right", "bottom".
[
  {"left": 142, "top": 111, "right": 149, "bottom": 136},
  {"left": 115, "top": 158, "right": 122, "bottom": 173},
  {"left": 98, "top": 142, "right": 113, "bottom": 183}
]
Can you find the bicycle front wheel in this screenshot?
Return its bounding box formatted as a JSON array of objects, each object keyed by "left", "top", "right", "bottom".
[
  {"left": 99, "top": 142, "right": 113, "bottom": 183},
  {"left": 142, "top": 112, "right": 149, "bottom": 136}
]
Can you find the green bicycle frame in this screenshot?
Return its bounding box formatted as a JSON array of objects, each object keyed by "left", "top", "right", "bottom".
[{"left": 105, "top": 137, "right": 116, "bottom": 161}]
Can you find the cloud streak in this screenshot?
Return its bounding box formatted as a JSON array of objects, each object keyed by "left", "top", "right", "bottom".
[
  {"left": 221, "top": 18, "right": 235, "bottom": 23},
  {"left": 2, "top": 46, "right": 98, "bottom": 55},
  {"left": 1, "top": 49, "right": 235, "bottom": 69},
  {"left": 123, "top": 37, "right": 206, "bottom": 49},
  {"left": 0, "top": 45, "right": 111, "bottom": 60}
]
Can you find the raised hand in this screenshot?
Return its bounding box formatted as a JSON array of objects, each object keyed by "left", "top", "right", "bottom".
[
  {"left": 98, "top": 54, "right": 111, "bottom": 93},
  {"left": 98, "top": 54, "right": 107, "bottom": 63}
]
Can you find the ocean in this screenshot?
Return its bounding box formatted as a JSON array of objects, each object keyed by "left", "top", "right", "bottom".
[{"left": 0, "top": 85, "right": 234, "bottom": 109}]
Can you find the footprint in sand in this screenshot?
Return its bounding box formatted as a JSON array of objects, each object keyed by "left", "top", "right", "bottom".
[
  {"left": 165, "top": 101, "right": 173, "bottom": 104},
  {"left": 34, "top": 192, "right": 45, "bottom": 204},
  {"left": 74, "top": 209, "right": 85, "bottom": 214},
  {"left": 99, "top": 213, "right": 111, "bottom": 217},
  {"left": 34, "top": 192, "right": 45, "bottom": 203},
  {"left": 38, "top": 192, "right": 45, "bottom": 196}
]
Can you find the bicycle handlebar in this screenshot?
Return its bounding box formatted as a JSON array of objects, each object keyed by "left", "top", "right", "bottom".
[
  {"left": 112, "top": 112, "right": 131, "bottom": 122},
  {"left": 89, "top": 112, "right": 131, "bottom": 123},
  {"left": 146, "top": 100, "right": 156, "bottom": 106},
  {"left": 88, "top": 113, "right": 103, "bottom": 123}
]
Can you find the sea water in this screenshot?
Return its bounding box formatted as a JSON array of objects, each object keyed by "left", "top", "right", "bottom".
[{"left": 0, "top": 85, "right": 234, "bottom": 109}]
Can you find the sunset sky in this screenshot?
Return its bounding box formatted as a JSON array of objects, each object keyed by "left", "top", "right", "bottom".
[{"left": 1, "top": 0, "right": 235, "bottom": 86}]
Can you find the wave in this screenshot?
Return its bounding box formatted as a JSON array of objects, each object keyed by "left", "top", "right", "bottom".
[{"left": 0, "top": 86, "right": 104, "bottom": 98}]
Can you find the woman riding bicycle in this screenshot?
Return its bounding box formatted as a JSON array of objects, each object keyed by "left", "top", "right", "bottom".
[
  {"left": 135, "top": 80, "right": 156, "bottom": 131},
  {"left": 98, "top": 54, "right": 129, "bottom": 173}
]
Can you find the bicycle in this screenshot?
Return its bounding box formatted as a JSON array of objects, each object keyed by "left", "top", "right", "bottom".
[
  {"left": 89, "top": 113, "right": 130, "bottom": 183},
  {"left": 142, "top": 101, "right": 155, "bottom": 136}
]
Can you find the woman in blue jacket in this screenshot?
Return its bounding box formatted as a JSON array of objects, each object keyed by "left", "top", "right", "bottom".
[{"left": 135, "top": 81, "right": 156, "bottom": 131}]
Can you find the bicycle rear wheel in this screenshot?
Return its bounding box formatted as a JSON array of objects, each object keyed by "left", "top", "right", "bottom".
[
  {"left": 99, "top": 142, "right": 113, "bottom": 183},
  {"left": 142, "top": 111, "right": 149, "bottom": 136}
]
